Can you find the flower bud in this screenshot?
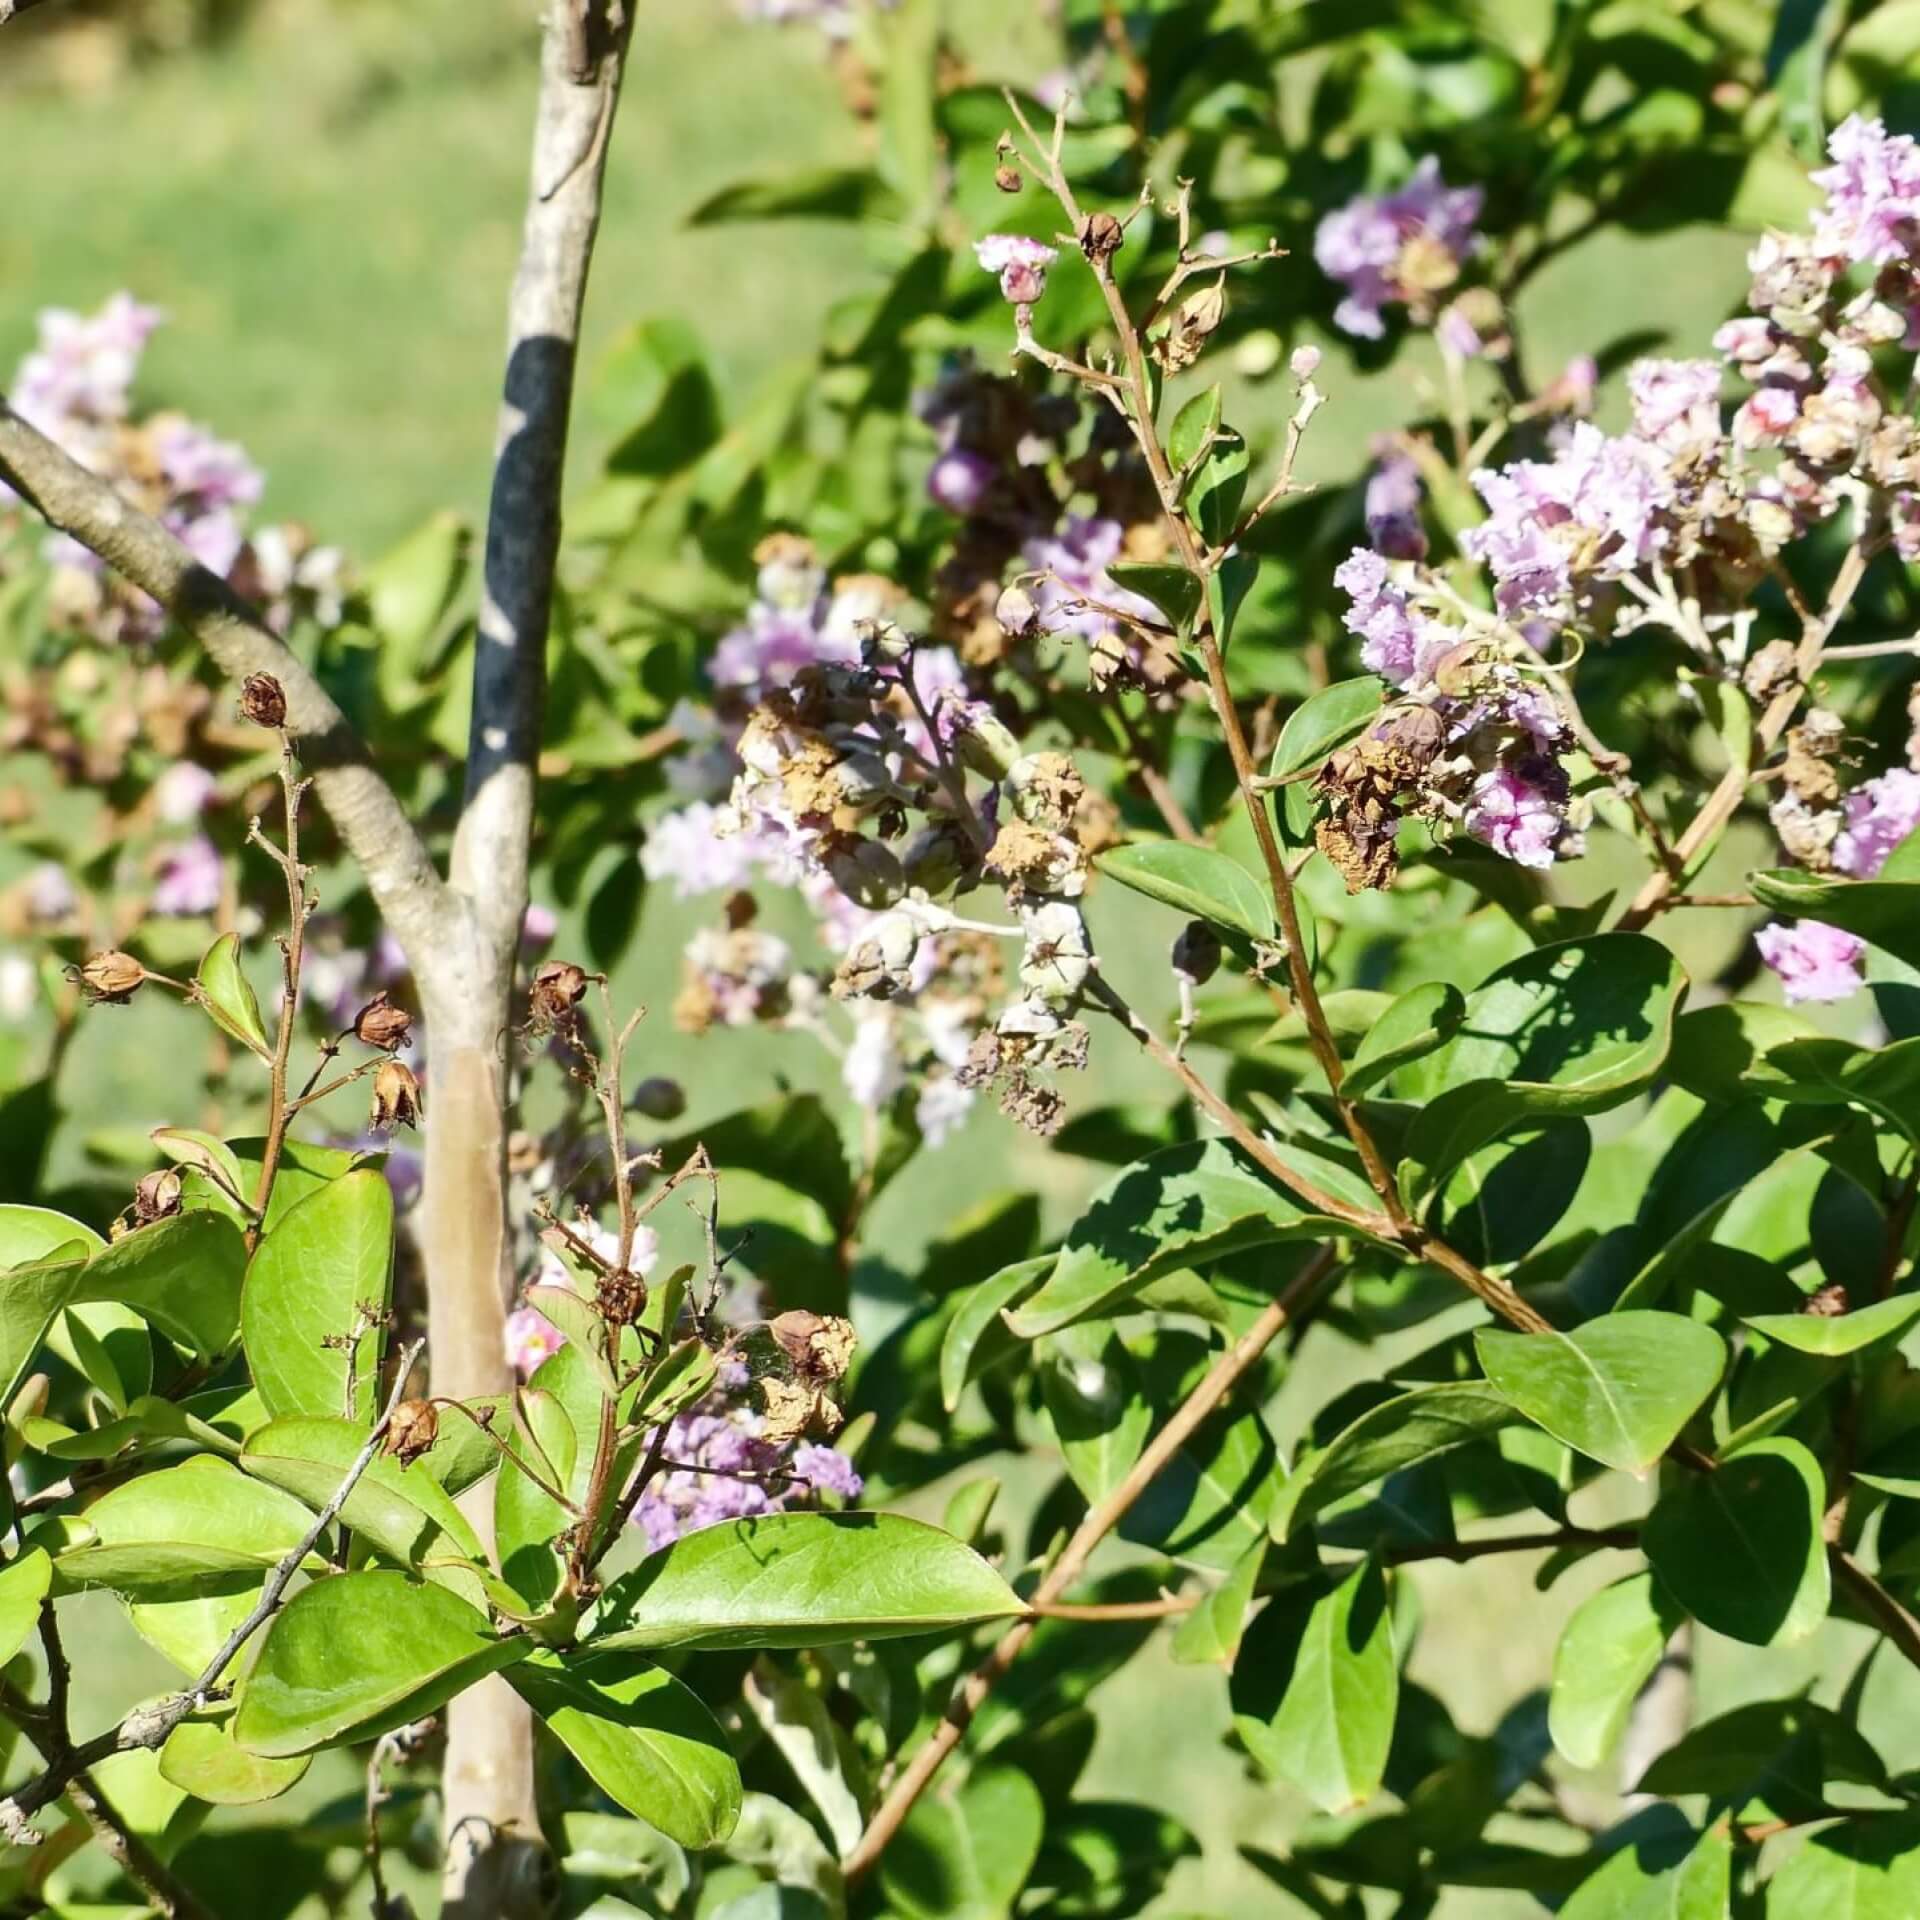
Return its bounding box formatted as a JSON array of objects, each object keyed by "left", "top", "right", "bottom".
[
  {"left": 1171, "top": 920, "right": 1222, "bottom": 985},
  {"left": 948, "top": 703, "right": 1022, "bottom": 780},
  {"left": 370, "top": 1059, "right": 423, "bottom": 1132},
  {"left": 239, "top": 673, "right": 287, "bottom": 729},
  {"left": 823, "top": 835, "right": 905, "bottom": 910},
  {"left": 994, "top": 161, "right": 1022, "bottom": 195},
  {"left": 352, "top": 992, "right": 414, "bottom": 1052},
  {"left": 133, "top": 1167, "right": 183, "bottom": 1225},
  {"left": 994, "top": 583, "right": 1039, "bottom": 638},
  {"left": 901, "top": 819, "right": 977, "bottom": 897},
  {"left": 76, "top": 949, "right": 146, "bottom": 1004},
  {"left": 629, "top": 1077, "right": 687, "bottom": 1122},
  {"left": 1289, "top": 344, "right": 1322, "bottom": 380},
  {"left": 1019, "top": 900, "right": 1092, "bottom": 1004}
]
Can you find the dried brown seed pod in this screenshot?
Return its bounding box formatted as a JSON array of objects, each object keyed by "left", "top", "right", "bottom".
[
  {"left": 352, "top": 992, "right": 414, "bottom": 1052},
  {"left": 76, "top": 950, "right": 146, "bottom": 1004},
  {"left": 239, "top": 673, "right": 287, "bottom": 729},
  {"left": 132, "top": 1168, "right": 183, "bottom": 1225},
  {"left": 371, "top": 1059, "right": 423, "bottom": 1132},
  {"left": 384, "top": 1398, "right": 439, "bottom": 1468}
]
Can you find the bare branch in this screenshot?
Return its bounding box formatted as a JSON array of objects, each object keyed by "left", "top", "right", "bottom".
[{"left": 0, "top": 400, "right": 450, "bottom": 961}]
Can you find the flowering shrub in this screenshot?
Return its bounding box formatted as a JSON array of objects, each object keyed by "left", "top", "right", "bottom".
[{"left": 7, "top": 3, "right": 1920, "bottom": 1918}]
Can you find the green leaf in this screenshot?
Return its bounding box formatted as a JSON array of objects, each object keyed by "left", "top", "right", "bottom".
[
  {"left": 1190, "top": 427, "right": 1249, "bottom": 546},
  {"left": 0, "top": 1548, "right": 51, "bottom": 1667},
  {"left": 1170, "top": 1540, "right": 1265, "bottom": 1668},
  {"left": 74, "top": 1211, "right": 247, "bottom": 1358},
  {"left": 1751, "top": 857, "right": 1920, "bottom": 973},
  {"left": 497, "top": 1345, "right": 595, "bottom": 1610},
  {"left": 240, "top": 1415, "right": 486, "bottom": 1591},
  {"left": 879, "top": 1765, "right": 1045, "bottom": 1920},
  {"left": 1561, "top": 1825, "right": 1730, "bottom": 1920},
  {"left": 1107, "top": 561, "right": 1200, "bottom": 634},
  {"left": 234, "top": 1571, "right": 528, "bottom": 1757},
  {"left": 1004, "top": 1139, "right": 1353, "bottom": 1340},
  {"left": 589, "top": 1513, "right": 1026, "bottom": 1652},
  {"left": 1743, "top": 1292, "right": 1920, "bottom": 1356},
  {"left": 1095, "top": 842, "right": 1273, "bottom": 941},
  {"left": 159, "top": 1713, "right": 311, "bottom": 1806},
  {"left": 1168, "top": 385, "right": 1223, "bottom": 470},
  {"left": 1549, "top": 1574, "right": 1684, "bottom": 1770},
  {"left": 511, "top": 1649, "right": 741, "bottom": 1849},
  {"left": 1760, "top": 1812, "right": 1920, "bottom": 1914},
  {"left": 630, "top": 1338, "right": 718, "bottom": 1428},
  {"left": 1642, "top": 1437, "right": 1830, "bottom": 1646},
  {"left": 687, "top": 168, "right": 902, "bottom": 225},
  {"left": 1271, "top": 1384, "right": 1519, "bottom": 1541},
  {"left": 1039, "top": 1326, "right": 1151, "bottom": 1505},
  {"left": 195, "top": 933, "right": 271, "bottom": 1056},
  {"left": 1232, "top": 1559, "right": 1397, "bottom": 1813},
  {"left": 56, "top": 1456, "right": 320, "bottom": 1597},
  {"left": 1344, "top": 982, "right": 1466, "bottom": 1099},
  {"left": 1208, "top": 551, "right": 1260, "bottom": 649},
  {"left": 940, "top": 1257, "right": 1049, "bottom": 1412},
  {"left": 0, "top": 1207, "right": 99, "bottom": 1410},
  {"left": 523, "top": 1283, "right": 617, "bottom": 1398},
  {"left": 1637, "top": 1697, "right": 1886, "bottom": 1804},
  {"left": 240, "top": 1169, "right": 393, "bottom": 1424},
  {"left": 363, "top": 509, "right": 468, "bottom": 663},
  {"left": 1474, "top": 1313, "right": 1726, "bottom": 1474},
  {"left": 1398, "top": 936, "right": 1688, "bottom": 1199},
  {"left": 1269, "top": 679, "right": 1385, "bottom": 783}
]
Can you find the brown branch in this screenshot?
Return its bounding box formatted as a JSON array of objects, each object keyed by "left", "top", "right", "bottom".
[
  {"left": 842, "top": 1244, "right": 1339, "bottom": 1883},
  {"left": 0, "top": 402, "right": 449, "bottom": 962}
]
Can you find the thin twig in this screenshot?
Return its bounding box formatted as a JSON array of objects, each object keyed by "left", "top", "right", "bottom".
[{"left": 842, "top": 1245, "right": 1338, "bottom": 1881}]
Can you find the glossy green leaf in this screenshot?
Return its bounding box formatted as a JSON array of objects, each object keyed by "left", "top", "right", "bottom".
[
  {"left": 1743, "top": 1292, "right": 1920, "bottom": 1356},
  {"left": 195, "top": 933, "right": 271, "bottom": 1056},
  {"left": 496, "top": 1341, "right": 602, "bottom": 1610},
  {"left": 1549, "top": 1574, "right": 1683, "bottom": 1770},
  {"left": 240, "top": 1169, "right": 393, "bottom": 1424},
  {"left": 940, "top": 1257, "right": 1049, "bottom": 1411},
  {"left": 1398, "top": 936, "right": 1688, "bottom": 1198},
  {"left": 73, "top": 1210, "right": 247, "bottom": 1358},
  {"left": 0, "top": 1548, "right": 50, "bottom": 1667},
  {"left": 1643, "top": 1438, "right": 1830, "bottom": 1646},
  {"left": 1751, "top": 854, "right": 1920, "bottom": 973},
  {"left": 1760, "top": 1812, "right": 1920, "bottom": 1914},
  {"left": 1562, "top": 1824, "right": 1730, "bottom": 1920},
  {"left": 589, "top": 1513, "right": 1025, "bottom": 1652},
  {"left": 630, "top": 1338, "right": 718, "bottom": 1428},
  {"left": 1636, "top": 1697, "right": 1886, "bottom": 1803},
  {"left": 0, "top": 1205, "right": 100, "bottom": 1410},
  {"left": 1475, "top": 1313, "right": 1726, "bottom": 1474},
  {"left": 1269, "top": 678, "right": 1384, "bottom": 782},
  {"left": 1344, "top": 981, "right": 1467, "bottom": 1098},
  {"left": 1168, "top": 385, "right": 1223, "bottom": 470},
  {"left": 511, "top": 1649, "right": 741, "bottom": 1849},
  {"left": 234, "top": 1571, "right": 528, "bottom": 1757},
  {"left": 523, "top": 1283, "right": 617, "bottom": 1397},
  {"left": 1232, "top": 1559, "right": 1397, "bottom": 1813},
  {"left": 241, "top": 1415, "right": 486, "bottom": 1590},
  {"left": 159, "top": 1713, "right": 311, "bottom": 1806},
  {"left": 56, "top": 1456, "right": 319, "bottom": 1598},
  {"left": 1095, "top": 842, "right": 1274, "bottom": 941},
  {"left": 1107, "top": 561, "right": 1200, "bottom": 634},
  {"left": 1039, "top": 1325, "right": 1150, "bottom": 1504},
  {"left": 1006, "top": 1138, "right": 1353, "bottom": 1340},
  {"left": 1170, "top": 1540, "right": 1265, "bottom": 1668},
  {"left": 1271, "top": 1384, "right": 1519, "bottom": 1541},
  {"left": 1190, "top": 426, "right": 1249, "bottom": 545},
  {"left": 879, "top": 1765, "right": 1044, "bottom": 1920}
]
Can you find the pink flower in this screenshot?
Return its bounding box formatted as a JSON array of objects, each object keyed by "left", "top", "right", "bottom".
[
  {"left": 1835, "top": 767, "right": 1920, "bottom": 878},
  {"left": 1811, "top": 114, "right": 1920, "bottom": 267},
  {"left": 927, "top": 447, "right": 995, "bottom": 515},
  {"left": 1627, "top": 358, "right": 1721, "bottom": 442},
  {"left": 1734, "top": 386, "right": 1800, "bottom": 447},
  {"left": 1022, "top": 515, "right": 1162, "bottom": 639},
  {"left": 152, "top": 762, "right": 217, "bottom": 825},
  {"left": 521, "top": 903, "right": 558, "bottom": 948},
  {"left": 505, "top": 1305, "right": 565, "bottom": 1378},
  {"left": 975, "top": 234, "right": 1059, "bottom": 305},
  {"left": 12, "top": 293, "right": 162, "bottom": 434},
  {"left": 151, "top": 836, "right": 222, "bottom": 917},
  {"left": 1289, "top": 344, "right": 1322, "bottom": 379},
  {"left": 24, "top": 863, "right": 76, "bottom": 924},
  {"left": 1464, "top": 764, "right": 1568, "bottom": 869},
  {"left": 1314, "top": 158, "right": 1483, "bottom": 339},
  {"left": 1756, "top": 920, "right": 1865, "bottom": 1004}
]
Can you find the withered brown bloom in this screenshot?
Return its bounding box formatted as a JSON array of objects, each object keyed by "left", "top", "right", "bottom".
[
  {"left": 528, "top": 961, "right": 589, "bottom": 1030},
  {"left": 76, "top": 950, "right": 146, "bottom": 1004},
  {"left": 352, "top": 992, "right": 414, "bottom": 1052},
  {"left": 384, "top": 1398, "right": 439, "bottom": 1469},
  {"left": 132, "top": 1167, "right": 183, "bottom": 1225},
  {"left": 370, "top": 1059, "right": 423, "bottom": 1132},
  {"left": 239, "top": 673, "right": 287, "bottom": 729}
]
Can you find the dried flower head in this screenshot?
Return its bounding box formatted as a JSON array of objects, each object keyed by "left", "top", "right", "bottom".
[
  {"left": 528, "top": 960, "right": 590, "bottom": 1032},
  {"left": 768, "top": 1309, "right": 858, "bottom": 1384},
  {"left": 239, "top": 673, "right": 287, "bottom": 729},
  {"left": 132, "top": 1167, "right": 183, "bottom": 1225},
  {"left": 352, "top": 992, "right": 414, "bottom": 1052},
  {"left": 74, "top": 950, "right": 146, "bottom": 1005},
  {"left": 384, "top": 1398, "right": 439, "bottom": 1469},
  {"left": 370, "top": 1059, "right": 423, "bottom": 1132}
]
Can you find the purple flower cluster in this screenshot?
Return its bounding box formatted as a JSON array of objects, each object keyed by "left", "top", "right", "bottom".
[
  {"left": 1755, "top": 921, "right": 1867, "bottom": 1005},
  {"left": 1314, "top": 159, "right": 1484, "bottom": 339},
  {"left": 1811, "top": 114, "right": 1920, "bottom": 271},
  {"left": 633, "top": 1363, "right": 863, "bottom": 1551}
]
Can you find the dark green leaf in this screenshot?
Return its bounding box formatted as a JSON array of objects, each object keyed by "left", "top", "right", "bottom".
[
  {"left": 687, "top": 169, "right": 902, "bottom": 226},
  {"left": 1107, "top": 561, "right": 1200, "bottom": 634},
  {"left": 1270, "top": 679, "right": 1385, "bottom": 783}
]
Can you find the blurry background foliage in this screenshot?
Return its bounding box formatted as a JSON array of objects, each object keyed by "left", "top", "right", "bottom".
[{"left": 4, "top": 0, "right": 1920, "bottom": 1915}]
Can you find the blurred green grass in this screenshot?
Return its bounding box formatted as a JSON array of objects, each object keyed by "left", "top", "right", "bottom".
[{"left": 0, "top": 4, "right": 1851, "bottom": 1915}]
